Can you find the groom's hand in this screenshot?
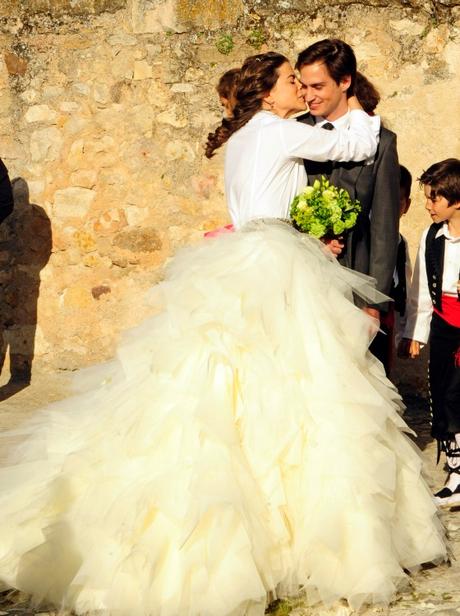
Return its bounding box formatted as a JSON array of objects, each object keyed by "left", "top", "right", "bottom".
[
  {"left": 322, "top": 237, "right": 344, "bottom": 257},
  {"left": 363, "top": 306, "right": 380, "bottom": 323}
]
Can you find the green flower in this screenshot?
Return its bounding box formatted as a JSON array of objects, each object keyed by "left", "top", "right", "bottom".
[
  {"left": 289, "top": 175, "right": 361, "bottom": 239},
  {"left": 309, "top": 221, "right": 327, "bottom": 237}
]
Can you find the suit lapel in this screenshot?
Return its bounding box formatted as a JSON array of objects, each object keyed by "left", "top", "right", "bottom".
[{"left": 331, "top": 163, "right": 365, "bottom": 200}]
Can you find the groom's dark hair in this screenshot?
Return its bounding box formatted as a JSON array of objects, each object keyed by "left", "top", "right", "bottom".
[{"left": 296, "top": 39, "right": 357, "bottom": 95}]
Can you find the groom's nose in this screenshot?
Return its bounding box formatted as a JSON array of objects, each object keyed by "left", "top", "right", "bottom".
[
  {"left": 298, "top": 82, "right": 309, "bottom": 99},
  {"left": 300, "top": 85, "right": 314, "bottom": 102}
]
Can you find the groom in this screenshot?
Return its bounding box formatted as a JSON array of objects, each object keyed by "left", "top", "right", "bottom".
[{"left": 296, "top": 39, "right": 400, "bottom": 372}]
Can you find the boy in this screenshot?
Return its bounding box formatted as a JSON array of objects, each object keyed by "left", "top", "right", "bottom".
[
  {"left": 391, "top": 165, "right": 413, "bottom": 348},
  {"left": 400, "top": 158, "right": 460, "bottom": 506},
  {"left": 216, "top": 68, "right": 240, "bottom": 118}
]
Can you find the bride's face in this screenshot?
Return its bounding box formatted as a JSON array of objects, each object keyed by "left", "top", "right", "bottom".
[{"left": 264, "top": 62, "right": 307, "bottom": 118}]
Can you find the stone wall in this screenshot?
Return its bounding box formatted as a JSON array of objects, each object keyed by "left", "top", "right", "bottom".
[{"left": 0, "top": 0, "right": 459, "bottom": 377}]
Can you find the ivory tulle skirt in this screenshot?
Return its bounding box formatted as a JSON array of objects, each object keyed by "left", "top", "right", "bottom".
[{"left": 0, "top": 221, "right": 446, "bottom": 615}]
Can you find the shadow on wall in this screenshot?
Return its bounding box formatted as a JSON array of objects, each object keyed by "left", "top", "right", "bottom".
[{"left": 0, "top": 178, "right": 52, "bottom": 401}]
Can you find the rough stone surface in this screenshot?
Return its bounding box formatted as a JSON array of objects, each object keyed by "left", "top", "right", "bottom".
[
  {"left": 0, "top": 0, "right": 458, "bottom": 380},
  {"left": 0, "top": 0, "right": 126, "bottom": 18}
]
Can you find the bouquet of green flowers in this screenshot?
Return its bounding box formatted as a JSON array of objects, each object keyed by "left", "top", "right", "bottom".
[{"left": 290, "top": 176, "right": 361, "bottom": 238}]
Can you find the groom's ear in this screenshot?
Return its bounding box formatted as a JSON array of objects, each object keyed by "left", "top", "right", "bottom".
[{"left": 340, "top": 75, "right": 352, "bottom": 93}]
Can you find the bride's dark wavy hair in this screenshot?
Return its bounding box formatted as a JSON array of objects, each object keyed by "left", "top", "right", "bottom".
[{"left": 205, "top": 52, "right": 288, "bottom": 159}]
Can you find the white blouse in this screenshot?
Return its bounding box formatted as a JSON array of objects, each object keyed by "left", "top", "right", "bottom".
[
  {"left": 404, "top": 223, "right": 460, "bottom": 344},
  {"left": 225, "top": 110, "right": 380, "bottom": 228}
]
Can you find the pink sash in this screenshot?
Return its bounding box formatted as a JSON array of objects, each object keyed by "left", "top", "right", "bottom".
[{"left": 203, "top": 224, "right": 234, "bottom": 238}]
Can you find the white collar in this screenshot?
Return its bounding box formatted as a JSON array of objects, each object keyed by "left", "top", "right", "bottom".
[
  {"left": 315, "top": 111, "right": 350, "bottom": 129},
  {"left": 436, "top": 222, "right": 460, "bottom": 242}
]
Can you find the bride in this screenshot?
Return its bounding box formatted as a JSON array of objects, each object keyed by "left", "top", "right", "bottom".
[{"left": 0, "top": 52, "right": 446, "bottom": 616}]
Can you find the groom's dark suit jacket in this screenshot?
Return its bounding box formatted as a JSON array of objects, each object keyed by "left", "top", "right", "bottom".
[{"left": 298, "top": 114, "right": 400, "bottom": 305}]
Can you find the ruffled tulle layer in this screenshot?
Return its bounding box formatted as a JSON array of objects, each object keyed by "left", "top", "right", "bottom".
[{"left": 0, "top": 221, "right": 446, "bottom": 615}]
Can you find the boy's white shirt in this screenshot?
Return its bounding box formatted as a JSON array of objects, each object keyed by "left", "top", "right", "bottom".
[{"left": 404, "top": 223, "right": 460, "bottom": 344}]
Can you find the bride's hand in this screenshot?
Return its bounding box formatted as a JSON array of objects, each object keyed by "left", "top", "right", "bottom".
[{"left": 348, "top": 95, "right": 364, "bottom": 111}]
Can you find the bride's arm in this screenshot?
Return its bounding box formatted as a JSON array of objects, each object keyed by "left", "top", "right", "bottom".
[{"left": 280, "top": 106, "right": 380, "bottom": 162}]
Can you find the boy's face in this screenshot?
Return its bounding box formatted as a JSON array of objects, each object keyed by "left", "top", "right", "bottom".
[
  {"left": 399, "top": 191, "right": 411, "bottom": 218},
  {"left": 424, "top": 185, "right": 460, "bottom": 223},
  {"left": 219, "top": 96, "right": 232, "bottom": 118}
]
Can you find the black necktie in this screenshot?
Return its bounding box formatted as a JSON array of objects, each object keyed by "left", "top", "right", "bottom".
[{"left": 322, "top": 122, "right": 334, "bottom": 130}]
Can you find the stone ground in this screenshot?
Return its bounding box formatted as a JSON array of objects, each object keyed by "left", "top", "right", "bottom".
[{"left": 0, "top": 370, "right": 459, "bottom": 616}]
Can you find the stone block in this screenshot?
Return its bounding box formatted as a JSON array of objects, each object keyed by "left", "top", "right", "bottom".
[
  {"left": 20, "top": 89, "right": 39, "bottom": 104},
  {"left": 165, "top": 139, "right": 195, "bottom": 161},
  {"left": 93, "top": 83, "right": 112, "bottom": 105},
  {"left": 25, "top": 104, "right": 58, "bottom": 124},
  {"left": 61, "top": 286, "right": 93, "bottom": 310},
  {"left": 0, "top": 0, "right": 20, "bottom": 18},
  {"left": 111, "top": 50, "right": 135, "bottom": 80},
  {"left": 176, "top": 0, "right": 243, "bottom": 29},
  {"left": 53, "top": 187, "right": 96, "bottom": 218},
  {"left": 133, "top": 59, "right": 153, "bottom": 80},
  {"left": 30, "top": 127, "right": 63, "bottom": 162},
  {"left": 60, "top": 101, "right": 80, "bottom": 113},
  {"left": 108, "top": 33, "right": 137, "bottom": 46},
  {"left": 19, "top": 0, "right": 127, "bottom": 16},
  {"left": 27, "top": 180, "right": 46, "bottom": 199},
  {"left": 125, "top": 205, "right": 148, "bottom": 226},
  {"left": 93, "top": 208, "right": 128, "bottom": 234},
  {"left": 70, "top": 169, "right": 98, "bottom": 189},
  {"left": 73, "top": 229, "right": 97, "bottom": 252},
  {"left": 184, "top": 67, "right": 204, "bottom": 81},
  {"left": 424, "top": 25, "right": 450, "bottom": 54},
  {"left": 156, "top": 106, "right": 188, "bottom": 128},
  {"left": 147, "top": 80, "right": 172, "bottom": 108},
  {"left": 91, "top": 284, "right": 111, "bottom": 299},
  {"left": 130, "top": 0, "right": 179, "bottom": 34},
  {"left": 3, "top": 52, "right": 28, "bottom": 76},
  {"left": 389, "top": 18, "right": 425, "bottom": 36},
  {"left": 113, "top": 227, "right": 162, "bottom": 252},
  {"left": 72, "top": 82, "right": 91, "bottom": 96},
  {"left": 170, "top": 83, "right": 194, "bottom": 93}
]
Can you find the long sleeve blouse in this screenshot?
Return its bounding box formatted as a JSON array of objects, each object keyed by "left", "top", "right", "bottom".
[{"left": 225, "top": 109, "right": 380, "bottom": 228}]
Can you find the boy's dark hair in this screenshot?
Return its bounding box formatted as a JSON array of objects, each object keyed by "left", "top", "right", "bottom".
[
  {"left": 419, "top": 158, "right": 460, "bottom": 206},
  {"left": 354, "top": 72, "right": 380, "bottom": 114},
  {"left": 295, "top": 39, "right": 357, "bottom": 95},
  {"left": 216, "top": 68, "right": 240, "bottom": 100},
  {"left": 399, "top": 165, "right": 412, "bottom": 201}
]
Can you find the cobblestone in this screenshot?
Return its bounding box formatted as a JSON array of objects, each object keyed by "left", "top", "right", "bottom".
[{"left": 0, "top": 374, "right": 458, "bottom": 615}]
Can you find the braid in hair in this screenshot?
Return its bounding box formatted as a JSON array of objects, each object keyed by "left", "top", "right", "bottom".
[{"left": 205, "top": 52, "right": 288, "bottom": 159}]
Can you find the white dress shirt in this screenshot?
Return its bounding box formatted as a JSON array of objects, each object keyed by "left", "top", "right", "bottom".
[
  {"left": 315, "top": 112, "right": 376, "bottom": 165},
  {"left": 404, "top": 223, "right": 460, "bottom": 344},
  {"left": 225, "top": 110, "right": 380, "bottom": 228}
]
